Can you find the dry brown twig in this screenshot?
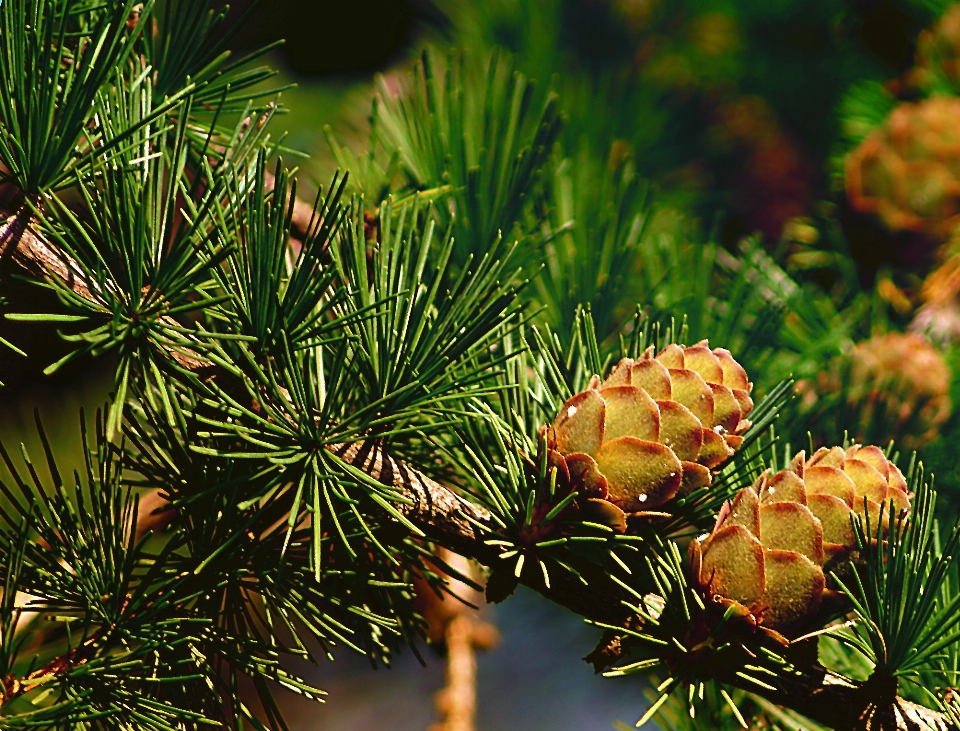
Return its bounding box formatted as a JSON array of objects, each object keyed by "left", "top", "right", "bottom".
[{"left": 417, "top": 549, "right": 499, "bottom": 731}]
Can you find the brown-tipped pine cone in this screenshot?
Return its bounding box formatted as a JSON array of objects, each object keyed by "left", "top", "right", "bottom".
[
  {"left": 798, "top": 332, "right": 952, "bottom": 450},
  {"left": 546, "top": 342, "right": 753, "bottom": 522},
  {"left": 849, "top": 333, "right": 951, "bottom": 449},
  {"left": 689, "top": 445, "right": 911, "bottom": 638},
  {"left": 846, "top": 97, "right": 960, "bottom": 240}
]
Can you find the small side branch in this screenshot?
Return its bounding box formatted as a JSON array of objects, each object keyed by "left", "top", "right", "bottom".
[
  {"left": 0, "top": 634, "right": 100, "bottom": 706},
  {"left": 419, "top": 550, "right": 499, "bottom": 731},
  {"left": 727, "top": 667, "right": 954, "bottom": 731}
]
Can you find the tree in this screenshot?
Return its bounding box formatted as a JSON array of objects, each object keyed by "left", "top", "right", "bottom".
[{"left": 0, "top": 2, "right": 956, "bottom": 730}]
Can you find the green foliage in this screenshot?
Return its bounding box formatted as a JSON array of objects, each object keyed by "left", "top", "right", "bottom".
[
  {"left": 835, "top": 81, "right": 897, "bottom": 156},
  {"left": 0, "top": 410, "right": 326, "bottom": 729},
  {"left": 211, "top": 154, "right": 348, "bottom": 356},
  {"left": 533, "top": 153, "right": 652, "bottom": 346},
  {"left": 633, "top": 679, "right": 828, "bottom": 731},
  {"left": 435, "top": 0, "right": 899, "bottom": 222},
  {"left": 143, "top": 0, "right": 281, "bottom": 109},
  {"left": 327, "top": 195, "right": 526, "bottom": 433},
  {"left": 435, "top": 0, "right": 675, "bottom": 173},
  {"left": 836, "top": 464, "right": 960, "bottom": 705},
  {"left": 125, "top": 391, "right": 432, "bottom": 665},
  {"left": 370, "top": 48, "right": 561, "bottom": 269},
  {"left": 0, "top": 0, "right": 152, "bottom": 193},
  {"left": 7, "top": 92, "right": 238, "bottom": 439}
]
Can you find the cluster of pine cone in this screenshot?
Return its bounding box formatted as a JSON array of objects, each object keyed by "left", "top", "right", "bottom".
[{"left": 540, "top": 346, "right": 913, "bottom": 642}]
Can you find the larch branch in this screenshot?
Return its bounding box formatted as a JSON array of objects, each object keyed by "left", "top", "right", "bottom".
[{"left": 1, "top": 210, "right": 955, "bottom": 731}]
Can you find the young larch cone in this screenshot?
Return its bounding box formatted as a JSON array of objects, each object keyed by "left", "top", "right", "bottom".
[
  {"left": 915, "top": 4, "right": 960, "bottom": 88},
  {"left": 845, "top": 97, "right": 960, "bottom": 240},
  {"left": 689, "top": 445, "right": 911, "bottom": 638},
  {"left": 848, "top": 332, "right": 951, "bottom": 449},
  {"left": 545, "top": 342, "right": 753, "bottom": 525},
  {"left": 798, "top": 332, "right": 952, "bottom": 449}
]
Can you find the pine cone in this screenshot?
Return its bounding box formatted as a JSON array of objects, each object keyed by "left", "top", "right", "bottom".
[
  {"left": 848, "top": 332, "right": 951, "bottom": 449},
  {"left": 845, "top": 97, "right": 960, "bottom": 240},
  {"left": 916, "top": 4, "right": 960, "bottom": 88},
  {"left": 689, "top": 446, "right": 910, "bottom": 637},
  {"left": 798, "top": 332, "right": 952, "bottom": 450},
  {"left": 545, "top": 343, "right": 753, "bottom": 523},
  {"left": 911, "top": 300, "right": 960, "bottom": 345},
  {"left": 911, "top": 252, "right": 960, "bottom": 345}
]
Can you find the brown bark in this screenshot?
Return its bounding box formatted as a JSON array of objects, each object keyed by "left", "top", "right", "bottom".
[
  {"left": 420, "top": 550, "right": 499, "bottom": 731},
  {"left": 735, "top": 667, "right": 953, "bottom": 731},
  {"left": 1, "top": 210, "right": 955, "bottom": 731},
  {"left": 428, "top": 615, "right": 482, "bottom": 731}
]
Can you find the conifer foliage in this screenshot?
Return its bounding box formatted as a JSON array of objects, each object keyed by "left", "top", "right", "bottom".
[{"left": 0, "top": 2, "right": 957, "bottom": 730}]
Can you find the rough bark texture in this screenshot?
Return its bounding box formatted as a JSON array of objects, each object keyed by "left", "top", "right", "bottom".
[
  {"left": 736, "top": 667, "right": 953, "bottom": 731},
  {"left": 2, "top": 210, "right": 955, "bottom": 731}
]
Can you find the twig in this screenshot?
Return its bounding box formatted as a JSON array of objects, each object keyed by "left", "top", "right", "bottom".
[
  {"left": 429, "top": 615, "right": 482, "bottom": 731},
  {"left": 421, "top": 550, "right": 499, "bottom": 731}
]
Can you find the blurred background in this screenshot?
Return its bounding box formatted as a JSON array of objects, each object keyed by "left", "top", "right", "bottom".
[{"left": 9, "top": 0, "right": 960, "bottom": 728}]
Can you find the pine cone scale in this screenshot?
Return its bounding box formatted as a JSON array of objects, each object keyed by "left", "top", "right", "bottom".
[
  {"left": 758, "top": 502, "right": 824, "bottom": 563},
  {"left": 656, "top": 400, "right": 703, "bottom": 460},
  {"left": 599, "top": 386, "right": 660, "bottom": 442},
  {"left": 699, "top": 524, "right": 766, "bottom": 606},
  {"left": 667, "top": 368, "right": 715, "bottom": 425},
  {"left": 552, "top": 389, "right": 606, "bottom": 455},
  {"left": 595, "top": 437, "right": 683, "bottom": 510},
  {"left": 758, "top": 549, "right": 825, "bottom": 630}
]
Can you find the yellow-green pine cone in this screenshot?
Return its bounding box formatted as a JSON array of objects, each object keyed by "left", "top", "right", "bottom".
[
  {"left": 689, "top": 445, "right": 911, "bottom": 636},
  {"left": 547, "top": 342, "right": 754, "bottom": 521}
]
